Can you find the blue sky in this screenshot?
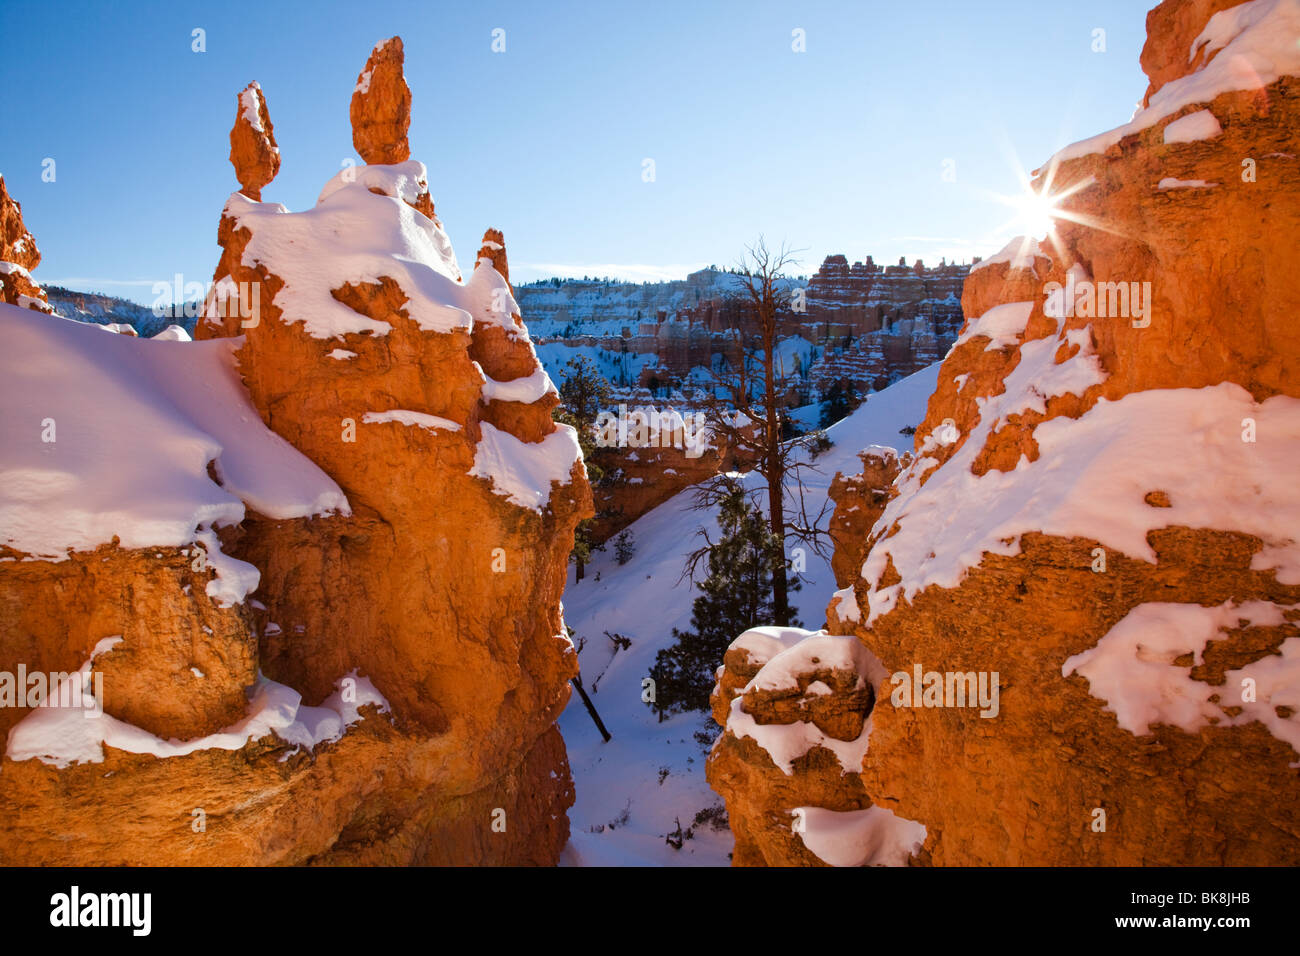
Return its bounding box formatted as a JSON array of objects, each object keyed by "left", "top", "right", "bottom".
[{"left": 0, "top": 0, "right": 1151, "bottom": 302}]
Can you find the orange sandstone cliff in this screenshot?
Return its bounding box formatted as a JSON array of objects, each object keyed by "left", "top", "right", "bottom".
[
  {"left": 709, "top": 0, "right": 1300, "bottom": 866},
  {"left": 0, "top": 37, "right": 590, "bottom": 865}
]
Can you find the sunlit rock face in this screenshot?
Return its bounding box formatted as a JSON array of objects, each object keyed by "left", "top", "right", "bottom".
[
  {"left": 0, "top": 37, "right": 590, "bottom": 866},
  {"left": 711, "top": 0, "right": 1300, "bottom": 866},
  {"left": 0, "top": 175, "right": 53, "bottom": 313}
]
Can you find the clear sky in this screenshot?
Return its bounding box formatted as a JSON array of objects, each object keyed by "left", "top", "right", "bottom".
[{"left": 0, "top": 0, "right": 1152, "bottom": 303}]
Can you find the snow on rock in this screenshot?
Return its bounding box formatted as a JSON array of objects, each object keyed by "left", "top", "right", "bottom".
[
  {"left": 479, "top": 366, "right": 557, "bottom": 404},
  {"left": 229, "top": 81, "right": 281, "bottom": 201},
  {"left": 864, "top": 381, "right": 1300, "bottom": 623},
  {"left": 748, "top": 632, "right": 870, "bottom": 693},
  {"left": 718, "top": 628, "right": 882, "bottom": 776},
  {"left": 969, "top": 236, "right": 1045, "bottom": 274},
  {"left": 729, "top": 626, "right": 809, "bottom": 671},
  {"left": 1157, "top": 177, "right": 1219, "bottom": 189},
  {"left": 362, "top": 409, "right": 462, "bottom": 432},
  {"left": 1051, "top": 0, "right": 1300, "bottom": 163},
  {"left": 0, "top": 303, "right": 349, "bottom": 604},
  {"left": 6, "top": 641, "right": 392, "bottom": 768},
  {"left": 151, "top": 324, "right": 191, "bottom": 341},
  {"left": 1163, "top": 108, "right": 1223, "bottom": 143},
  {"left": 470, "top": 421, "right": 584, "bottom": 511},
  {"left": 1062, "top": 600, "right": 1300, "bottom": 759},
  {"left": 954, "top": 300, "right": 1035, "bottom": 351},
  {"left": 725, "top": 694, "right": 870, "bottom": 776},
  {"left": 225, "top": 160, "right": 469, "bottom": 340},
  {"left": 794, "top": 805, "right": 927, "bottom": 867}
]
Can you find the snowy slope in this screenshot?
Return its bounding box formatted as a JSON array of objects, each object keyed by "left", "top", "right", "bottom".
[
  {"left": 0, "top": 303, "right": 348, "bottom": 605},
  {"left": 558, "top": 363, "right": 939, "bottom": 865}
]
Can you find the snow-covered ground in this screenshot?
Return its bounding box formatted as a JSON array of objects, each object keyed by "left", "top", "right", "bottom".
[{"left": 558, "top": 363, "right": 939, "bottom": 865}]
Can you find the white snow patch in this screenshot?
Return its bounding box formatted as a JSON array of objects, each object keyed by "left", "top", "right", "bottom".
[
  {"left": 151, "top": 324, "right": 191, "bottom": 341},
  {"left": 1158, "top": 177, "right": 1219, "bottom": 189},
  {"left": 864, "top": 381, "right": 1300, "bottom": 624},
  {"left": 726, "top": 693, "right": 870, "bottom": 776},
  {"left": 1063, "top": 600, "right": 1300, "bottom": 760},
  {"left": 480, "top": 366, "right": 557, "bottom": 404},
  {"left": 226, "top": 161, "right": 468, "bottom": 340},
  {"left": 0, "top": 305, "right": 349, "bottom": 587},
  {"left": 470, "top": 421, "right": 584, "bottom": 511},
  {"left": 362, "top": 409, "right": 461, "bottom": 433},
  {"left": 795, "top": 805, "right": 927, "bottom": 867},
  {"left": 955, "top": 301, "right": 1035, "bottom": 351},
  {"left": 239, "top": 83, "right": 265, "bottom": 132},
  {"left": 969, "top": 236, "right": 1045, "bottom": 274},
  {"left": 1163, "top": 109, "right": 1223, "bottom": 143},
  {"left": 747, "top": 632, "right": 868, "bottom": 693},
  {"left": 5, "top": 647, "right": 392, "bottom": 769}
]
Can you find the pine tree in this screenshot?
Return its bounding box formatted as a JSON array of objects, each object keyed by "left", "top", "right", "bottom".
[
  {"left": 614, "top": 530, "right": 636, "bottom": 565},
  {"left": 553, "top": 356, "right": 614, "bottom": 581},
  {"left": 651, "top": 480, "right": 801, "bottom": 716},
  {"left": 819, "top": 379, "right": 855, "bottom": 428}
]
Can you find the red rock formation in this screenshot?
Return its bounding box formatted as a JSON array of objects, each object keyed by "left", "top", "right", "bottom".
[
  {"left": 229, "top": 82, "right": 280, "bottom": 201},
  {"left": 350, "top": 36, "right": 411, "bottom": 165},
  {"left": 826, "top": 447, "right": 905, "bottom": 593},
  {"left": 712, "top": 0, "right": 1300, "bottom": 865},
  {"left": 0, "top": 37, "right": 590, "bottom": 866},
  {"left": 0, "top": 175, "right": 53, "bottom": 313},
  {"left": 477, "top": 228, "right": 511, "bottom": 288},
  {"left": 706, "top": 627, "right": 926, "bottom": 866},
  {"left": 589, "top": 410, "right": 729, "bottom": 543}
]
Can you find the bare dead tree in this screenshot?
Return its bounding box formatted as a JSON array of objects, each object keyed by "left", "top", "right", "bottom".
[{"left": 689, "top": 237, "right": 832, "bottom": 626}]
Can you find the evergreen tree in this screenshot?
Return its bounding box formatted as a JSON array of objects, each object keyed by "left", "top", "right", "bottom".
[
  {"left": 819, "top": 380, "right": 856, "bottom": 428},
  {"left": 614, "top": 530, "right": 636, "bottom": 565},
  {"left": 651, "top": 480, "right": 801, "bottom": 716},
  {"left": 553, "top": 356, "right": 615, "bottom": 581}
]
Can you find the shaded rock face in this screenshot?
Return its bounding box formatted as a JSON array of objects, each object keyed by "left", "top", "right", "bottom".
[
  {"left": 712, "top": 0, "right": 1300, "bottom": 865},
  {"left": 705, "top": 628, "right": 884, "bottom": 867},
  {"left": 0, "top": 175, "right": 53, "bottom": 312},
  {"left": 0, "top": 38, "right": 589, "bottom": 866},
  {"left": 350, "top": 36, "right": 411, "bottom": 165},
  {"left": 827, "top": 447, "right": 905, "bottom": 592},
  {"left": 590, "top": 435, "right": 727, "bottom": 543}
]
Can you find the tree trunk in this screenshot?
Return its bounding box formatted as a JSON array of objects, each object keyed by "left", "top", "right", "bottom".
[{"left": 762, "top": 298, "right": 790, "bottom": 627}]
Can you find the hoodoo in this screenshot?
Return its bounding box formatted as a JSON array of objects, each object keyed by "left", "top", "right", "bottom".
[{"left": 0, "top": 36, "right": 590, "bottom": 866}]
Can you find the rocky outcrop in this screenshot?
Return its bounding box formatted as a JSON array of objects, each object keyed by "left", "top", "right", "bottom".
[
  {"left": 589, "top": 411, "right": 727, "bottom": 542},
  {"left": 0, "top": 37, "right": 589, "bottom": 866},
  {"left": 0, "top": 175, "right": 53, "bottom": 313},
  {"left": 350, "top": 37, "right": 411, "bottom": 165},
  {"left": 826, "top": 447, "right": 905, "bottom": 594},
  {"left": 712, "top": 0, "right": 1300, "bottom": 865},
  {"left": 706, "top": 627, "right": 925, "bottom": 867},
  {"left": 229, "top": 82, "right": 280, "bottom": 201}
]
